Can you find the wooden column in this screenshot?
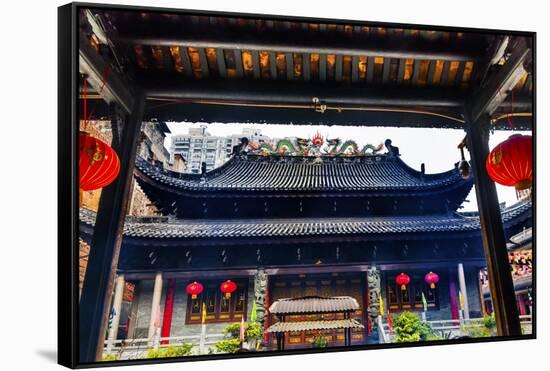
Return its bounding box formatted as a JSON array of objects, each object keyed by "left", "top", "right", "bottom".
[
  {"left": 106, "top": 274, "right": 125, "bottom": 353},
  {"left": 78, "top": 93, "right": 146, "bottom": 363},
  {"left": 465, "top": 116, "right": 522, "bottom": 336}
]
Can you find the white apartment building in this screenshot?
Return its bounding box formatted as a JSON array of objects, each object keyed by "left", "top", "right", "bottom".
[{"left": 170, "top": 126, "right": 271, "bottom": 174}]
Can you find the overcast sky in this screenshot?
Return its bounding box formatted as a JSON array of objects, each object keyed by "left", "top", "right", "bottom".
[{"left": 165, "top": 122, "right": 530, "bottom": 212}]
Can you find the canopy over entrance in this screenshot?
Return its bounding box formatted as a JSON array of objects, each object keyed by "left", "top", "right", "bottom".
[{"left": 268, "top": 296, "right": 363, "bottom": 349}]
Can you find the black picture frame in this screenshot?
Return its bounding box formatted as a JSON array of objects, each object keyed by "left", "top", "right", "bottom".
[{"left": 58, "top": 2, "right": 536, "bottom": 368}]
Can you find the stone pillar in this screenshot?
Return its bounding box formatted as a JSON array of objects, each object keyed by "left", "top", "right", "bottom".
[
  {"left": 366, "top": 266, "right": 381, "bottom": 328},
  {"left": 106, "top": 274, "right": 125, "bottom": 353},
  {"left": 254, "top": 268, "right": 269, "bottom": 344},
  {"left": 148, "top": 272, "right": 163, "bottom": 343},
  {"left": 458, "top": 263, "right": 470, "bottom": 319}
]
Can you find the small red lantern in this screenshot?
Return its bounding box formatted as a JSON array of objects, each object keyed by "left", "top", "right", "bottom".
[
  {"left": 220, "top": 280, "right": 237, "bottom": 298},
  {"left": 395, "top": 273, "right": 410, "bottom": 291},
  {"left": 424, "top": 272, "right": 440, "bottom": 289},
  {"left": 186, "top": 281, "right": 204, "bottom": 299},
  {"left": 486, "top": 134, "right": 532, "bottom": 191},
  {"left": 79, "top": 132, "right": 120, "bottom": 191}
]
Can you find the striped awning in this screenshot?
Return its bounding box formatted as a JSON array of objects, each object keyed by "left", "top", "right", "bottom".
[{"left": 267, "top": 319, "right": 364, "bottom": 333}]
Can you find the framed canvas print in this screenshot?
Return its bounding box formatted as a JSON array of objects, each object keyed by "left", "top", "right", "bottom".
[{"left": 58, "top": 2, "right": 535, "bottom": 368}]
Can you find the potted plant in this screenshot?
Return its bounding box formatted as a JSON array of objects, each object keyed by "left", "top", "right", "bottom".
[{"left": 311, "top": 332, "right": 329, "bottom": 348}]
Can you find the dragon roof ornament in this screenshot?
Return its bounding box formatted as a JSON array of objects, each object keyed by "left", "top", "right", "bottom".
[{"left": 247, "top": 135, "right": 385, "bottom": 157}]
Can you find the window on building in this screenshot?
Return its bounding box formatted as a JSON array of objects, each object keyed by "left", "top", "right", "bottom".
[
  {"left": 185, "top": 279, "right": 248, "bottom": 324},
  {"left": 386, "top": 272, "right": 438, "bottom": 311}
]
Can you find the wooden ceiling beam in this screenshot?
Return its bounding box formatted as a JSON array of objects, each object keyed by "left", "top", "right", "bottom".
[
  {"left": 79, "top": 33, "right": 135, "bottom": 114},
  {"left": 469, "top": 37, "right": 531, "bottom": 122},
  {"left": 112, "top": 23, "right": 487, "bottom": 61},
  {"left": 141, "top": 78, "right": 466, "bottom": 107}
]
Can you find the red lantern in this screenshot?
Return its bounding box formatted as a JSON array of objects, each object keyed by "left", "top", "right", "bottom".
[
  {"left": 79, "top": 132, "right": 120, "bottom": 191},
  {"left": 486, "top": 134, "right": 532, "bottom": 191},
  {"left": 395, "top": 273, "right": 410, "bottom": 291},
  {"left": 424, "top": 272, "right": 440, "bottom": 289},
  {"left": 186, "top": 281, "right": 204, "bottom": 299},
  {"left": 220, "top": 280, "right": 237, "bottom": 298}
]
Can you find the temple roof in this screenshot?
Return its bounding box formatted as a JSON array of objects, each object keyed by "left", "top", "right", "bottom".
[
  {"left": 135, "top": 151, "right": 471, "bottom": 194},
  {"left": 79, "top": 201, "right": 531, "bottom": 240}
]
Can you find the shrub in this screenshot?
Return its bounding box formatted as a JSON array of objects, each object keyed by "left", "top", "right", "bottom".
[
  {"left": 101, "top": 353, "right": 118, "bottom": 362},
  {"left": 483, "top": 313, "right": 496, "bottom": 329},
  {"left": 222, "top": 322, "right": 263, "bottom": 341},
  {"left": 461, "top": 324, "right": 491, "bottom": 338},
  {"left": 392, "top": 312, "right": 431, "bottom": 343},
  {"left": 311, "top": 335, "right": 329, "bottom": 348},
  {"left": 245, "top": 322, "right": 263, "bottom": 340},
  {"left": 425, "top": 335, "right": 444, "bottom": 341},
  {"left": 461, "top": 313, "right": 497, "bottom": 338},
  {"left": 145, "top": 342, "right": 193, "bottom": 358},
  {"left": 222, "top": 322, "right": 242, "bottom": 338},
  {"left": 214, "top": 338, "right": 242, "bottom": 353}
]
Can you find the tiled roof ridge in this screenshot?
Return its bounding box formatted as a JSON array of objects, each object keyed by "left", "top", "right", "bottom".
[
  {"left": 278, "top": 295, "right": 357, "bottom": 301},
  {"left": 134, "top": 151, "right": 470, "bottom": 192}
]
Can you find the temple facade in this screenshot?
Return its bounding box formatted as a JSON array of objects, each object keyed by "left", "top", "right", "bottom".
[{"left": 79, "top": 138, "right": 532, "bottom": 352}]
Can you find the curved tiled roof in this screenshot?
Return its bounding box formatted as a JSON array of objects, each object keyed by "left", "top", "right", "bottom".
[
  {"left": 79, "top": 201, "right": 531, "bottom": 240},
  {"left": 267, "top": 319, "right": 364, "bottom": 333},
  {"left": 135, "top": 153, "right": 469, "bottom": 193},
  {"left": 269, "top": 296, "right": 360, "bottom": 314}
]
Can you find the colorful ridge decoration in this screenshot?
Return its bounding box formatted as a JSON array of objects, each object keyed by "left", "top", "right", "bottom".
[{"left": 248, "top": 135, "right": 384, "bottom": 157}]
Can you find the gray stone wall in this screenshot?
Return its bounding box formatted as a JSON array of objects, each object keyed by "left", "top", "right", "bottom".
[
  {"left": 425, "top": 270, "right": 452, "bottom": 321},
  {"left": 169, "top": 277, "right": 255, "bottom": 345},
  {"left": 169, "top": 279, "right": 188, "bottom": 337},
  {"left": 423, "top": 266, "right": 483, "bottom": 321},
  {"left": 133, "top": 279, "right": 167, "bottom": 339},
  {"left": 378, "top": 270, "right": 455, "bottom": 322},
  {"left": 464, "top": 266, "right": 483, "bottom": 318}
]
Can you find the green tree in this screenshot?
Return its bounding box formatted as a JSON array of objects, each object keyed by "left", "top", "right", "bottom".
[{"left": 393, "top": 312, "right": 432, "bottom": 343}]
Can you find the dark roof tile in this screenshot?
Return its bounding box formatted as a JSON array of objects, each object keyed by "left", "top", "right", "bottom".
[
  {"left": 79, "top": 201, "right": 531, "bottom": 240},
  {"left": 135, "top": 153, "right": 469, "bottom": 193}
]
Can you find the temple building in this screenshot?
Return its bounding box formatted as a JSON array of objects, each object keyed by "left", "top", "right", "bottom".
[
  {"left": 79, "top": 137, "right": 532, "bottom": 352},
  {"left": 481, "top": 227, "right": 533, "bottom": 318}
]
